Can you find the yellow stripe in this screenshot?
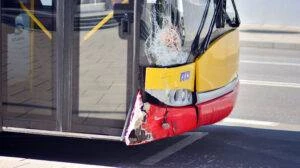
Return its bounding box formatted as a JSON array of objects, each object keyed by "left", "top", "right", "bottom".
[
  {"left": 145, "top": 63, "right": 195, "bottom": 91},
  {"left": 19, "top": 1, "right": 52, "bottom": 39},
  {"left": 83, "top": 0, "right": 129, "bottom": 42},
  {"left": 83, "top": 11, "right": 114, "bottom": 41}
]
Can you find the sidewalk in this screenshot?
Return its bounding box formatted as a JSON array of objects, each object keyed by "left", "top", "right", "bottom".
[
  {"left": 0, "top": 156, "right": 114, "bottom": 168},
  {"left": 239, "top": 24, "right": 300, "bottom": 50}
]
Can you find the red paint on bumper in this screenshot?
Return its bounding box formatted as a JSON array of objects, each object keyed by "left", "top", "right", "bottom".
[
  {"left": 142, "top": 105, "right": 197, "bottom": 141},
  {"left": 197, "top": 85, "right": 239, "bottom": 126}
]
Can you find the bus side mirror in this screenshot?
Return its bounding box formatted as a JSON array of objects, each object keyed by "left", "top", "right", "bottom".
[{"left": 215, "top": 0, "right": 226, "bottom": 28}]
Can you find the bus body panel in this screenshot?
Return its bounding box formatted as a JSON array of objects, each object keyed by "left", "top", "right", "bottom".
[
  {"left": 145, "top": 63, "right": 195, "bottom": 91},
  {"left": 196, "top": 29, "right": 240, "bottom": 92}
]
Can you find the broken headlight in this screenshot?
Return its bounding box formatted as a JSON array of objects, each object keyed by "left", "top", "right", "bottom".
[{"left": 146, "top": 89, "right": 193, "bottom": 107}]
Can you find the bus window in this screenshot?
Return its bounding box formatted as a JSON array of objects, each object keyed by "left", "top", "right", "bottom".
[
  {"left": 1, "top": 0, "right": 57, "bottom": 130},
  {"left": 71, "top": 0, "right": 133, "bottom": 135},
  {"left": 40, "top": 0, "right": 52, "bottom": 6},
  {"left": 225, "top": 0, "right": 240, "bottom": 27},
  {"left": 139, "top": 0, "right": 232, "bottom": 67},
  {"left": 189, "top": 0, "right": 240, "bottom": 57},
  {"left": 208, "top": 0, "right": 240, "bottom": 46}
]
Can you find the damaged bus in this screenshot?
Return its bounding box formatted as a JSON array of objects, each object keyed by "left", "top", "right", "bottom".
[{"left": 0, "top": 0, "right": 240, "bottom": 145}]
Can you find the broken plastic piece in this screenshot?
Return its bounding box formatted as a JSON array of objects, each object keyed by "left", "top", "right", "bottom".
[{"left": 124, "top": 92, "right": 197, "bottom": 145}]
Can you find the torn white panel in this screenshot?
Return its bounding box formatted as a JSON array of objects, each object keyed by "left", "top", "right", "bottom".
[{"left": 124, "top": 93, "right": 153, "bottom": 145}]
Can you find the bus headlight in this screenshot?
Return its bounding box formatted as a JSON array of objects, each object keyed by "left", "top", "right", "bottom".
[{"left": 146, "top": 89, "right": 193, "bottom": 107}]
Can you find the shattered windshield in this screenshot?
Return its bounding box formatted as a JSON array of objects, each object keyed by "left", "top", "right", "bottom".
[
  {"left": 139, "top": 0, "right": 239, "bottom": 67},
  {"left": 139, "top": 0, "right": 211, "bottom": 67}
]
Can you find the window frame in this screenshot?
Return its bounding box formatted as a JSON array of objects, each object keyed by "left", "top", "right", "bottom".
[{"left": 0, "top": 0, "right": 3, "bottom": 130}]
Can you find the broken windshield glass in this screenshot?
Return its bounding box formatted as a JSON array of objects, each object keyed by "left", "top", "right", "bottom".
[
  {"left": 139, "top": 0, "right": 240, "bottom": 67},
  {"left": 139, "top": 0, "right": 209, "bottom": 67}
]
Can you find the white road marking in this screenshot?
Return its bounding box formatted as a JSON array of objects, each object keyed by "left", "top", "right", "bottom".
[
  {"left": 240, "top": 80, "right": 300, "bottom": 88},
  {"left": 217, "top": 118, "right": 300, "bottom": 132},
  {"left": 241, "top": 60, "right": 300, "bottom": 67},
  {"left": 221, "top": 118, "right": 279, "bottom": 127},
  {"left": 0, "top": 156, "right": 116, "bottom": 168},
  {"left": 140, "top": 132, "right": 208, "bottom": 166}
]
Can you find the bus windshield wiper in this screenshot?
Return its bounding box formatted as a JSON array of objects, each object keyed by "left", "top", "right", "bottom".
[
  {"left": 188, "top": 0, "right": 211, "bottom": 62},
  {"left": 200, "top": 0, "right": 224, "bottom": 53}
]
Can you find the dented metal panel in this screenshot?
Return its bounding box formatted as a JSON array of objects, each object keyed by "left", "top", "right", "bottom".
[
  {"left": 144, "top": 63, "right": 195, "bottom": 107},
  {"left": 145, "top": 63, "right": 195, "bottom": 91}
]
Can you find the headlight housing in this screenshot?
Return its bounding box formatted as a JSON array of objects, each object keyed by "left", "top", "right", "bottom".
[{"left": 146, "top": 89, "right": 193, "bottom": 107}]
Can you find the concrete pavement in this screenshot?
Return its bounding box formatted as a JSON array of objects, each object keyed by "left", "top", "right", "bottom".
[
  {"left": 240, "top": 24, "right": 300, "bottom": 50},
  {"left": 0, "top": 156, "right": 114, "bottom": 168}
]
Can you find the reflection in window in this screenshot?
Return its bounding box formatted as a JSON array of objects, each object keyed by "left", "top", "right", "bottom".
[
  {"left": 73, "top": 1, "right": 129, "bottom": 124},
  {"left": 1, "top": 0, "right": 57, "bottom": 128},
  {"left": 40, "top": 0, "right": 52, "bottom": 6}
]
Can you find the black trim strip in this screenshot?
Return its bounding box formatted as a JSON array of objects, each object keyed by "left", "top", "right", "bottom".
[
  {"left": 56, "top": 0, "right": 74, "bottom": 131},
  {"left": 199, "top": 0, "right": 224, "bottom": 54},
  {"left": 121, "top": 0, "right": 142, "bottom": 140},
  {"left": 0, "top": 0, "right": 3, "bottom": 130},
  {"left": 3, "top": 102, "right": 55, "bottom": 110}
]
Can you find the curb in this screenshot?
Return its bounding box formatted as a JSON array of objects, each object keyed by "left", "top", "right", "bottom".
[{"left": 240, "top": 40, "right": 300, "bottom": 50}]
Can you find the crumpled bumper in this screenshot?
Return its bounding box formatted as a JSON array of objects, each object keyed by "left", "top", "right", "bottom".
[{"left": 124, "top": 83, "right": 239, "bottom": 146}]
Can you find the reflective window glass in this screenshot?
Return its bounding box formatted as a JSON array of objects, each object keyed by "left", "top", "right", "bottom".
[
  {"left": 71, "top": 0, "right": 132, "bottom": 134},
  {"left": 1, "top": 0, "right": 57, "bottom": 129}
]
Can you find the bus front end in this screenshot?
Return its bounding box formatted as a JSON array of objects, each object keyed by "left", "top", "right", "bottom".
[{"left": 124, "top": 0, "right": 240, "bottom": 145}]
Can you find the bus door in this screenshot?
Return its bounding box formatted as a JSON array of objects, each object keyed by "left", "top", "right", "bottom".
[
  {"left": 1, "top": 0, "right": 134, "bottom": 136},
  {"left": 70, "top": 0, "right": 134, "bottom": 136},
  {"left": 1, "top": 0, "right": 57, "bottom": 130}
]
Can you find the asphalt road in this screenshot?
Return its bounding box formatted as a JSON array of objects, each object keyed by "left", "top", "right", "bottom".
[{"left": 1, "top": 47, "right": 300, "bottom": 168}]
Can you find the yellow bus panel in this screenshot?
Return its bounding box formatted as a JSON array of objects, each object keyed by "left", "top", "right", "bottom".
[
  {"left": 196, "top": 29, "right": 240, "bottom": 92},
  {"left": 145, "top": 63, "right": 195, "bottom": 91}
]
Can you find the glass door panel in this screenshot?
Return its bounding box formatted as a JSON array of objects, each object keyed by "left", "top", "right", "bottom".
[
  {"left": 1, "top": 0, "right": 57, "bottom": 130},
  {"left": 72, "top": 0, "right": 132, "bottom": 135}
]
